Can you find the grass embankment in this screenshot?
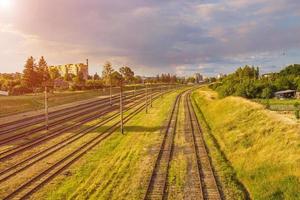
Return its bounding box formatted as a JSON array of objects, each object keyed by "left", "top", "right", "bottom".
[
  {"left": 191, "top": 88, "right": 300, "bottom": 200},
  {"left": 32, "top": 90, "right": 184, "bottom": 200}
]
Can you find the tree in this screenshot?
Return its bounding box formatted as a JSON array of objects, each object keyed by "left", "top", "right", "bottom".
[
  {"left": 37, "top": 56, "right": 50, "bottom": 85},
  {"left": 93, "top": 73, "right": 100, "bottom": 80},
  {"left": 49, "top": 67, "right": 61, "bottom": 80},
  {"left": 280, "top": 64, "right": 300, "bottom": 76},
  {"left": 187, "top": 77, "right": 196, "bottom": 83},
  {"left": 102, "top": 61, "right": 114, "bottom": 86},
  {"left": 111, "top": 71, "right": 123, "bottom": 86},
  {"left": 134, "top": 75, "right": 143, "bottom": 84},
  {"left": 119, "top": 66, "right": 134, "bottom": 83},
  {"left": 261, "top": 87, "right": 273, "bottom": 99},
  {"left": 64, "top": 67, "right": 72, "bottom": 81},
  {"left": 73, "top": 71, "right": 85, "bottom": 85},
  {"left": 22, "top": 56, "right": 38, "bottom": 89}
]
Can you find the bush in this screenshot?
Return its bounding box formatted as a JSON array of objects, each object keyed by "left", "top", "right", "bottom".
[
  {"left": 261, "top": 87, "right": 273, "bottom": 99},
  {"left": 11, "top": 85, "right": 32, "bottom": 95},
  {"left": 213, "top": 65, "right": 300, "bottom": 99}
]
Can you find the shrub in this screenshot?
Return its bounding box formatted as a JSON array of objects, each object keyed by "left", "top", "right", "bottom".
[{"left": 11, "top": 85, "right": 32, "bottom": 95}]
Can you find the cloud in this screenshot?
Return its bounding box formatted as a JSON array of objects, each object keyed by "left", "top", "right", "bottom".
[{"left": 0, "top": 0, "right": 300, "bottom": 76}]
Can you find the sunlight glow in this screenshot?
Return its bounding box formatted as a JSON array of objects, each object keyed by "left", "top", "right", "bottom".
[{"left": 0, "top": 0, "right": 12, "bottom": 10}]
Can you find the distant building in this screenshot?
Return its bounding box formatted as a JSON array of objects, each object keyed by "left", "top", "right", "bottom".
[
  {"left": 274, "top": 90, "right": 296, "bottom": 99},
  {"left": 50, "top": 59, "right": 89, "bottom": 80},
  {"left": 194, "top": 73, "right": 204, "bottom": 83},
  {"left": 217, "top": 73, "right": 225, "bottom": 79},
  {"left": 261, "top": 73, "right": 274, "bottom": 78}
]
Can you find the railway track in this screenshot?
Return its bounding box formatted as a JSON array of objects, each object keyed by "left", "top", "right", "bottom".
[
  {"left": 144, "top": 89, "right": 222, "bottom": 200},
  {"left": 185, "top": 91, "right": 222, "bottom": 200},
  {"left": 0, "top": 95, "right": 148, "bottom": 184},
  {"left": 0, "top": 85, "right": 173, "bottom": 133},
  {"left": 144, "top": 91, "right": 182, "bottom": 200},
  {"left": 0, "top": 91, "right": 162, "bottom": 162},
  {"left": 0, "top": 90, "right": 147, "bottom": 147},
  {"left": 0, "top": 88, "right": 147, "bottom": 136},
  {"left": 1, "top": 87, "right": 170, "bottom": 200}
]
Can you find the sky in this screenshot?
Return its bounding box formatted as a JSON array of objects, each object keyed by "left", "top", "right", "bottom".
[{"left": 0, "top": 0, "right": 300, "bottom": 77}]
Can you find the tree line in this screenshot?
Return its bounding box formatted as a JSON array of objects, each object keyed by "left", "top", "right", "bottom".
[
  {"left": 211, "top": 64, "right": 300, "bottom": 99},
  {"left": 0, "top": 57, "right": 184, "bottom": 95}
]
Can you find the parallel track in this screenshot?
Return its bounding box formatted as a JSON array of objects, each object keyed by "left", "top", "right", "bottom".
[
  {"left": 0, "top": 99, "right": 140, "bottom": 183},
  {"left": 144, "top": 89, "right": 222, "bottom": 200},
  {"left": 0, "top": 89, "right": 146, "bottom": 137},
  {"left": 185, "top": 92, "right": 222, "bottom": 200},
  {"left": 0, "top": 88, "right": 147, "bottom": 132},
  {"left": 0, "top": 91, "right": 161, "bottom": 161},
  {"left": 0, "top": 91, "right": 145, "bottom": 146},
  {"left": 2, "top": 88, "right": 171, "bottom": 200},
  {"left": 144, "top": 92, "right": 182, "bottom": 200}
]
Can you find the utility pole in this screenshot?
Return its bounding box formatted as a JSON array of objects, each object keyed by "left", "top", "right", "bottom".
[
  {"left": 134, "top": 85, "right": 136, "bottom": 102},
  {"left": 44, "top": 86, "right": 49, "bottom": 131},
  {"left": 120, "top": 80, "right": 124, "bottom": 134},
  {"left": 145, "top": 84, "right": 148, "bottom": 113},
  {"left": 150, "top": 84, "right": 153, "bottom": 107},
  {"left": 110, "top": 76, "right": 112, "bottom": 106}
]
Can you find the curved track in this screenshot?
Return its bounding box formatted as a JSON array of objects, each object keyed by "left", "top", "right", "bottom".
[
  {"left": 0, "top": 88, "right": 174, "bottom": 200},
  {"left": 0, "top": 91, "right": 162, "bottom": 162},
  {"left": 144, "top": 89, "right": 222, "bottom": 200},
  {"left": 144, "top": 92, "right": 182, "bottom": 200}
]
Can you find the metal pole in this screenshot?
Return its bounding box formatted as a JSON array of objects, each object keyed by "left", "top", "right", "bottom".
[
  {"left": 145, "top": 84, "right": 148, "bottom": 113},
  {"left": 44, "top": 86, "right": 49, "bottom": 131},
  {"left": 110, "top": 77, "right": 112, "bottom": 106},
  {"left": 134, "top": 85, "right": 136, "bottom": 102},
  {"left": 150, "top": 84, "right": 153, "bottom": 107},
  {"left": 120, "top": 82, "right": 124, "bottom": 134}
]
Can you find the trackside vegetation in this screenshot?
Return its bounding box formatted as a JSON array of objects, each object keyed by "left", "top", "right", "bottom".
[
  {"left": 211, "top": 64, "right": 300, "bottom": 99},
  {"left": 191, "top": 88, "right": 300, "bottom": 200},
  {"left": 31, "top": 90, "right": 185, "bottom": 200}
]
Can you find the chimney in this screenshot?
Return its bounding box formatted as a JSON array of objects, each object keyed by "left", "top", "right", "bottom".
[{"left": 86, "top": 59, "right": 89, "bottom": 67}]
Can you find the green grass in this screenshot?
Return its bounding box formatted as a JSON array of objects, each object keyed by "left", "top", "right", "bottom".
[
  {"left": 0, "top": 90, "right": 102, "bottom": 117},
  {"left": 254, "top": 99, "right": 300, "bottom": 106},
  {"left": 32, "top": 90, "right": 185, "bottom": 200},
  {"left": 191, "top": 87, "right": 300, "bottom": 200},
  {"left": 0, "top": 85, "right": 172, "bottom": 118},
  {"left": 253, "top": 99, "right": 300, "bottom": 111}
]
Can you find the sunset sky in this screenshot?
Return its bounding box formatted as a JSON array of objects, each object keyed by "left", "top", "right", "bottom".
[{"left": 0, "top": 0, "right": 300, "bottom": 76}]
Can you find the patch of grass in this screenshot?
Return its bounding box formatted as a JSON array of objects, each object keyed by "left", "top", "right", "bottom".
[
  {"left": 254, "top": 99, "right": 300, "bottom": 112},
  {"left": 0, "top": 90, "right": 101, "bottom": 117},
  {"left": 192, "top": 88, "right": 300, "bottom": 200},
  {"left": 32, "top": 89, "right": 186, "bottom": 200},
  {"left": 254, "top": 99, "right": 300, "bottom": 106},
  {"left": 0, "top": 86, "right": 150, "bottom": 117}
]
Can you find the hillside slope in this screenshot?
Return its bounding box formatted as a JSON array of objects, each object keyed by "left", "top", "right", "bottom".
[{"left": 191, "top": 88, "right": 300, "bottom": 200}]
